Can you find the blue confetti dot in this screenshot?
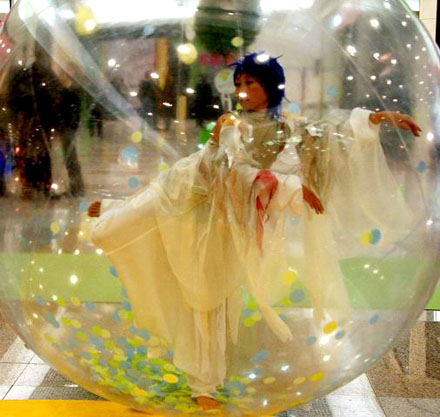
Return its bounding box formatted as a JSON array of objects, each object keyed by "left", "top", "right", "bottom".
[
  {"left": 109, "top": 266, "right": 118, "bottom": 277},
  {"left": 112, "top": 310, "right": 121, "bottom": 322},
  {"left": 279, "top": 313, "right": 288, "bottom": 321},
  {"left": 128, "top": 177, "right": 140, "bottom": 189},
  {"left": 139, "top": 330, "right": 150, "bottom": 341},
  {"left": 417, "top": 161, "right": 427, "bottom": 173},
  {"left": 369, "top": 314, "right": 380, "bottom": 325},
  {"left": 243, "top": 309, "right": 253, "bottom": 318},
  {"left": 90, "top": 336, "right": 104, "bottom": 350},
  {"left": 121, "top": 287, "right": 128, "bottom": 298},
  {"left": 288, "top": 102, "right": 301, "bottom": 114},
  {"left": 123, "top": 301, "right": 132, "bottom": 311},
  {"left": 125, "top": 348, "right": 135, "bottom": 360},
  {"left": 129, "top": 326, "right": 138, "bottom": 334},
  {"left": 290, "top": 289, "right": 305, "bottom": 303},
  {"left": 117, "top": 337, "right": 128, "bottom": 347},
  {"left": 306, "top": 336, "right": 317, "bottom": 345},
  {"left": 79, "top": 202, "right": 89, "bottom": 213},
  {"left": 85, "top": 303, "right": 96, "bottom": 311},
  {"left": 82, "top": 352, "right": 92, "bottom": 360},
  {"left": 166, "top": 350, "right": 174, "bottom": 359},
  {"left": 252, "top": 368, "right": 264, "bottom": 376},
  {"left": 138, "top": 346, "right": 148, "bottom": 356},
  {"left": 251, "top": 350, "right": 270, "bottom": 364},
  {"left": 121, "top": 361, "right": 131, "bottom": 369},
  {"left": 36, "top": 296, "right": 46, "bottom": 306},
  {"left": 137, "top": 361, "right": 148, "bottom": 369},
  {"left": 335, "top": 331, "right": 346, "bottom": 340},
  {"left": 43, "top": 313, "right": 60, "bottom": 328},
  {"left": 121, "top": 146, "right": 140, "bottom": 164},
  {"left": 327, "top": 86, "right": 339, "bottom": 98},
  {"left": 371, "top": 229, "right": 381, "bottom": 245}
]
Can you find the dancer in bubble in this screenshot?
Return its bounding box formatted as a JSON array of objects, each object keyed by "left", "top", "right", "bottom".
[{"left": 88, "top": 53, "right": 420, "bottom": 409}]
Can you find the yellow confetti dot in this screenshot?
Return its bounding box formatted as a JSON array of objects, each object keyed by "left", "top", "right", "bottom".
[
  {"left": 360, "top": 230, "right": 372, "bottom": 246},
  {"left": 231, "top": 36, "right": 244, "bottom": 48},
  {"left": 61, "top": 318, "right": 72, "bottom": 327},
  {"left": 131, "top": 131, "right": 143, "bottom": 143},
  {"left": 71, "top": 320, "right": 82, "bottom": 329},
  {"left": 158, "top": 162, "right": 170, "bottom": 172},
  {"left": 244, "top": 317, "right": 255, "bottom": 327},
  {"left": 70, "top": 296, "right": 81, "bottom": 306},
  {"left": 44, "top": 334, "right": 54, "bottom": 343},
  {"left": 101, "top": 329, "right": 111, "bottom": 339},
  {"left": 263, "top": 377, "right": 276, "bottom": 384},
  {"left": 309, "top": 371, "right": 325, "bottom": 382},
  {"left": 50, "top": 222, "right": 60, "bottom": 235},
  {"left": 56, "top": 297, "right": 66, "bottom": 307},
  {"left": 246, "top": 387, "right": 256, "bottom": 394},
  {"left": 163, "top": 374, "right": 179, "bottom": 384},
  {"left": 282, "top": 269, "right": 297, "bottom": 286},
  {"left": 323, "top": 321, "right": 338, "bottom": 334},
  {"left": 132, "top": 387, "right": 148, "bottom": 397},
  {"left": 293, "top": 376, "right": 306, "bottom": 385}
]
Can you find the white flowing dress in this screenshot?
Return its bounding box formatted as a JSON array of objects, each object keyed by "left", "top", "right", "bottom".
[{"left": 91, "top": 107, "right": 413, "bottom": 396}]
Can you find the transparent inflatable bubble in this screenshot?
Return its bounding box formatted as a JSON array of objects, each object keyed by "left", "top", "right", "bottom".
[{"left": 0, "top": 0, "right": 439, "bottom": 415}]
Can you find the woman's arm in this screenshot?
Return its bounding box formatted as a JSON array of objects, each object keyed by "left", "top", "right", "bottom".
[{"left": 369, "top": 111, "right": 422, "bottom": 136}]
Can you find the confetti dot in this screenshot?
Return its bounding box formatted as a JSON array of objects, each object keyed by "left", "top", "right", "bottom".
[
  {"left": 109, "top": 266, "right": 118, "bottom": 277},
  {"left": 43, "top": 313, "right": 60, "bottom": 328},
  {"left": 36, "top": 296, "right": 46, "bottom": 306},
  {"left": 335, "top": 330, "right": 346, "bottom": 340},
  {"left": 128, "top": 177, "right": 140, "bottom": 189},
  {"left": 85, "top": 303, "right": 96, "bottom": 311},
  {"left": 371, "top": 229, "right": 381, "bottom": 245},
  {"left": 158, "top": 162, "right": 170, "bottom": 172},
  {"left": 50, "top": 222, "right": 61, "bottom": 235},
  {"left": 290, "top": 289, "right": 305, "bottom": 303},
  {"left": 288, "top": 102, "right": 301, "bottom": 114},
  {"left": 327, "top": 86, "right": 339, "bottom": 98},
  {"left": 417, "top": 161, "right": 427, "bottom": 173},
  {"left": 282, "top": 269, "right": 297, "bottom": 286},
  {"left": 79, "top": 202, "right": 89, "bottom": 213},
  {"left": 369, "top": 314, "right": 379, "bottom": 325},
  {"left": 163, "top": 374, "right": 179, "bottom": 384},
  {"left": 360, "top": 230, "right": 372, "bottom": 246},
  {"left": 70, "top": 296, "right": 81, "bottom": 306},
  {"left": 294, "top": 376, "right": 306, "bottom": 385},
  {"left": 131, "top": 131, "right": 143, "bottom": 143},
  {"left": 231, "top": 36, "right": 244, "bottom": 48},
  {"left": 251, "top": 350, "right": 270, "bottom": 364},
  {"left": 263, "top": 377, "right": 276, "bottom": 384},
  {"left": 309, "top": 371, "right": 324, "bottom": 382},
  {"left": 121, "top": 146, "right": 139, "bottom": 163},
  {"left": 306, "top": 336, "right": 317, "bottom": 345},
  {"left": 324, "top": 321, "right": 338, "bottom": 334}
]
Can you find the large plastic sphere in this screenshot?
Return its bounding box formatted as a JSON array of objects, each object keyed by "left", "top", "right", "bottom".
[{"left": 0, "top": 0, "right": 439, "bottom": 415}]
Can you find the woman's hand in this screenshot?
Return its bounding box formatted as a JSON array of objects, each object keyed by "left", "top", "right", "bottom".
[
  {"left": 88, "top": 201, "right": 102, "bottom": 217},
  {"left": 211, "top": 112, "right": 234, "bottom": 143},
  {"left": 302, "top": 185, "right": 324, "bottom": 215},
  {"left": 369, "top": 111, "right": 422, "bottom": 137}
]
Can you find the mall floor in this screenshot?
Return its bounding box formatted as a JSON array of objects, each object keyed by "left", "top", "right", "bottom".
[{"left": 0, "top": 118, "right": 439, "bottom": 416}]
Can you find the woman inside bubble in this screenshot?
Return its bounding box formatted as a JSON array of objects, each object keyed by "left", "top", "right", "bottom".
[{"left": 88, "top": 53, "right": 420, "bottom": 409}]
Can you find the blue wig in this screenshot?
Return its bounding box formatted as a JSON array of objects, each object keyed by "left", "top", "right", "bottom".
[{"left": 232, "top": 53, "right": 286, "bottom": 119}]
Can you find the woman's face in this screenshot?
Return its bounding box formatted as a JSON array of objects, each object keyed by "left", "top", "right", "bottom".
[{"left": 234, "top": 73, "right": 268, "bottom": 112}]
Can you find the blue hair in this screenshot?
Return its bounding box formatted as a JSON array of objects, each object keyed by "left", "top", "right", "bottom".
[{"left": 232, "top": 53, "right": 286, "bottom": 119}]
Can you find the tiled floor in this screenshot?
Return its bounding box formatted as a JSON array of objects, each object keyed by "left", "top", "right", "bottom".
[{"left": 0, "top": 310, "right": 438, "bottom": 416}]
